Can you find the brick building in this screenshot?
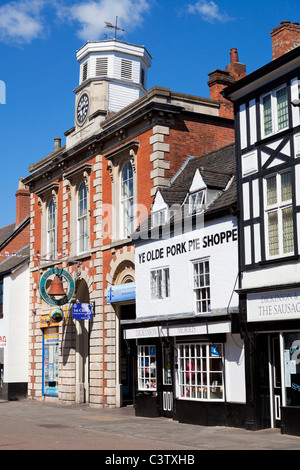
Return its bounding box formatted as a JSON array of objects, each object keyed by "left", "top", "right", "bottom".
[{"left": 23, "top": 38, "right": 245, "bottom": 407}]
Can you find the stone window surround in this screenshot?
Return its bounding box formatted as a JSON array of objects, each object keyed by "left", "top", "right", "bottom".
[
  {"left": 63, "top": 163, "right": 93, "bottom": 257},
  {"left": 36, "top": 182, "right": 59, "bottom": 261},
  {"left": 106, "top": 141, "right": 139, "bottom": 242}
]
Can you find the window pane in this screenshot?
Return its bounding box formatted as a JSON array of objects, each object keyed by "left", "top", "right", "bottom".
[
  {"left": 282, "top": 206, "right": 294, "bottom": 254},
  {"left": 178, "top": 343, "right": 223, "bottom": 401},
  {"left": 193, "top": 261, "right": 210, "bottom": 313},
  {"left": 268, "top": 211, "right": 279, "bottom": 256},
  {"left": 276, "top": 87, "right": 289, "bottom": 130},
  {"left": 151, "top": 268, "right": 170, "bottom": 300},
  {"left": 281, "top": 172, "right": 292, "bottom": 202},
  {"left": 267, "top": 176, "right": 277, "bottom": 206},
  {"left": 121, "top": 163, "right": 134, "bottom": 237},
  {"left": 137, "top": 345, "right": 156, "bottom": 391},
  {"left": 263, "top": 94, "right": 272, "bottom": 136}
]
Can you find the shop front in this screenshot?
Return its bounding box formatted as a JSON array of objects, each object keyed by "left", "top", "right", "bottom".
[
  {"left": 240, "top": 286, "right": 300, "bottom": 435},
  {"left": 123, "top": 317, "right": 246, "bottom": 427}
]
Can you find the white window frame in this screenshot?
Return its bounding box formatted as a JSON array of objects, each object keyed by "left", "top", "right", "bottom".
[
  {"left": 137, "top": 345, "right": 157, "bottom": 391},
  {"left": 77, "top": 182, "right": 88, "bottom": 254},
  {"left": 193, "top": 258, "right": 211, "bottom": 314},
  {"left": 260, "top": 85, "right": 289, "bottom": 138},
  {"left": 264, "top": 171, "right": 294, "bottom": 259},
  {"left": 120, "top": 161, "right": 134, "bottom": 239},
  {"left": 47, "top": 198, "right": 56, "bottom": 260},
  {"left": 151, "top": 209, "right": 167, "bottom": 228},
  {"left": 189, "top": 190, "right": 205, "bottom": 215},
  {"left": 150, "top": 267, "right": 170, "bottom": 300},
  {"left": 177, "top": 343, "right": 224, "bottom": 401}
]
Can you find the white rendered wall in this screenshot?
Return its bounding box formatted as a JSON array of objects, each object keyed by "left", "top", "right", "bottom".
[
  {"left": 136, "top": 216, "right": 239, "bottom": 319},
  {"left": 3, "top": 263, "right": 29, "bottom": 383}
]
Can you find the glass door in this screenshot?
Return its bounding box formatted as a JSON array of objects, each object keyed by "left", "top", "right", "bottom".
[
  {"left": 43, "top": 327, "right": 59, "bottom": 397},
  {"left": 162, "top": 345, "right": 173, "bottom": 417},
  {"left": 270, "top": 334, "right": 282, "bottom": 428}
]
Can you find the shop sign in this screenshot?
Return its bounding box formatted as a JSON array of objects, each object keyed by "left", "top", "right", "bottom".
[
  {"left": 40, "top": 314, "right": 62, "bottom": 329},
  {"left": 124, "top": 326, "right": 160, "bottom": 340},
  {"left": 72, "top": 303, "right": 93, "bottom": 320},
  {"left": 137, "top": 228, "right": 238, "bottom": 264},
  {"left": 39, "top": 267, "right": 75, "bottom": 306},
  {"left": 107, "top": 282, "right": 136, "bottom": 304},
  {"left": 247, "top": 288, "right": 300, "bottom": 322},
  {"left": 0, "top": 335, "right": 6, "bottom": 347}
]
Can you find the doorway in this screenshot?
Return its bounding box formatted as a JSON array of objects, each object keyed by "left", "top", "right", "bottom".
[
  {"left": 256, "top": 334, "right": 282, "bottom": 429},
  {"left": 161, "top": 344, "right": 174, "bottom": 418}
]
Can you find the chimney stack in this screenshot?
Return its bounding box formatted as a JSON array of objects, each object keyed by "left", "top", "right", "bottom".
[
  {"left": 207, "top": 48, "right": 246, "bottom": 118},
  {"left": 54, "top": 137, "right": 61, "bottom": 150},
  {"left": 271, "top": 21, "right": 300, "bottom": 60},
  {"left": 15, "top": 179, "right": 30, "bottom": 226}
]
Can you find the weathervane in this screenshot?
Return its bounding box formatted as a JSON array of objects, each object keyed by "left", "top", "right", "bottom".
[{"left": 104, "top": 16, "right": 125, "bottom": 40}]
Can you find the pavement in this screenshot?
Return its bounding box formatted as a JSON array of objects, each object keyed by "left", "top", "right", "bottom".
[{"left": 0, "top": 398, "right": 300, "bottom": 453}]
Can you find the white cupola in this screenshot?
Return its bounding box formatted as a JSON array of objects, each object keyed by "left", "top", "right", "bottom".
[{"left": 76, "top": 39, "right": 152, "bottom": 114}]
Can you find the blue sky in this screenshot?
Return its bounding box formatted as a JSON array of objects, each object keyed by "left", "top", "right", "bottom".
[{"left": 0, "top": 0, "right": 298, "bottom": 227}]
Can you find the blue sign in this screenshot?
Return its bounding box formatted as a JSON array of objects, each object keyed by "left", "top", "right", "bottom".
[
  {"left": 107, "top": 283, "right": 136, "bottom": 303},
  {"left": 72, "top": 303, "right": 93, "bottom": 320}
]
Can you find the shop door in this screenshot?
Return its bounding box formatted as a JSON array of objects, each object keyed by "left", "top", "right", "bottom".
[
  {"left": 270, "top": 335, "right": 282, "bottom": 428},
  {"left": 161, "top": 345, "right": 173, "bottom": 417}
]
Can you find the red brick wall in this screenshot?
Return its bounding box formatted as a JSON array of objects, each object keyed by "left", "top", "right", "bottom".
[{"left": 271, "top": 21, "right": 300, "bottom": 60}]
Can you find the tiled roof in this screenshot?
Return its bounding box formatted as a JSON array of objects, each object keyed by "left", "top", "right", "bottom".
[
  {"left": 133, "top": 143, "right": 236, "bottom": 240},
  {"left": 0, "top": 223, "right": 15, "bottom": 247},
  {"left": 0, "top": 245, "right": 30, "bottom": 275}
]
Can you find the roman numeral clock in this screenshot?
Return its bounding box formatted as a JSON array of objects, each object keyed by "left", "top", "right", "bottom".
[{"left": 77, "top": 93, "right": 89, "bottom": 125}]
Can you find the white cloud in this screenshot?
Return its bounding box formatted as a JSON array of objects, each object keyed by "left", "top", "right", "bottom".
[
  {"left": 0, "top": 0, "right": 152, "bottom": 45},
  {"left": 187, "top": 0, "right": 234, "bottom": 23},
  {"left": 58, "top": 0, "right": 152, "bottom": 41},
  {"left": 0, "top": 0, "right": 47, "bottom": 44}
]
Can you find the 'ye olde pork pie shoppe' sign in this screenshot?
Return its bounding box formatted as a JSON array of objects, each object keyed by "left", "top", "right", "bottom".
[{"left": 247, "top": 288, "right": 300, "bottom": 322}]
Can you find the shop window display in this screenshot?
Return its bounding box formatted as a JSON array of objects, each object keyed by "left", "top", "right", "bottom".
[
  {"left": 138, "top": 345, "right": 157, "bottom": 391},
  {"left": 284, "top": 333, "right": 300, "bottom": 406},
  {"left": 178, "top": 343, "right": 224, "bottom": 400}
]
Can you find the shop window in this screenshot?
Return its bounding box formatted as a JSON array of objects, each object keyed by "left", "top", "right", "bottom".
[
  {"left": 193, "top": 259, "right": 211, "bottom": 313},
  {"left": 137, "top": 345, "right": 156, "bottom": 391},
  {"left": 284, "top": 333, "right": 300, "bottom": 406},
  {"left": 177, "top": 343, "right": 224, "bottom": 401},
  {"left": 120, "top": 161, "right": 134, "bottom": 238},
  {"left": 77, "top": 182, "right": 88, "bottom": 253},
  {"left": 261, "top": 86, "right": 289, "bottom": 138},
  {"left": 151, "top": 267, "right": 170, "bottom": 300},
  {"left": 264, "top": 171, "right": 294, "bottom": 258},
  {"left": 47, "top": 198, "right": 56, "bottom": 259}
]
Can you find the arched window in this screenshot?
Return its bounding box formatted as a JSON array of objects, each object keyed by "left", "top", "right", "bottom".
[
  {"left": 47, "top": 199, "right": 56, "bottom": 259},
  {"left": 78, "top": 182, "right": 88, "bottom": 253},
  {"left": 121, "top": 162, "right": 134, "bottom": 238}
]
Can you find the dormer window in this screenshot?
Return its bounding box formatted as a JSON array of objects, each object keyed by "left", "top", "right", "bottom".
[
  {"left": 152, "top": 209, "right": 167, "bottom": 228},
  {"left": 189, "top": 190, "right": 205, "bottom": 215}
]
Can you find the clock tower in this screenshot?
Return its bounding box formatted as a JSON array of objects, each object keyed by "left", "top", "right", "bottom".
[{"left": 66, "top": 39, "right": 152, "bottom": 149}]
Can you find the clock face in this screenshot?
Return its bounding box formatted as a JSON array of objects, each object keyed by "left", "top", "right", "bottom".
[{"left": 77, "top": 93, "right": 89, "bottom": 124}]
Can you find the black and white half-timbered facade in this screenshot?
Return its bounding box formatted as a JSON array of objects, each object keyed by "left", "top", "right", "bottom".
[
  {"left": 224, "top": 21, "right": 300, "bottom": 434},
  {"left": 123, "top": 144, "right": 246, "bottom": 428}
]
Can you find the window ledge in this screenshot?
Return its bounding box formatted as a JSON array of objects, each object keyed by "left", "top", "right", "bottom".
[{"left": 259, "top": 254, "right": 299, "bottom": 266}]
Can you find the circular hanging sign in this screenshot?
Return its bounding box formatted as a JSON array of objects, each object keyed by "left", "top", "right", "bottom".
[
  {"left": 47, "top": 308, "right": 64, "bottom": 324},
  {"left": 39, "top": 267, "right": 75, "bottom": 306}
]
